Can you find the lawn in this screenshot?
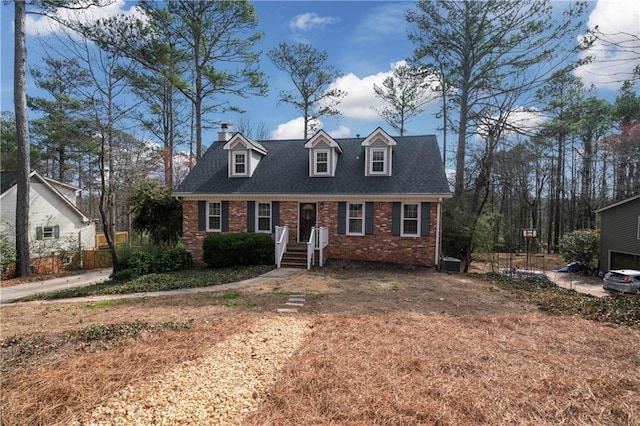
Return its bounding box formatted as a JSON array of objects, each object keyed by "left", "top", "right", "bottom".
[{"left": 1, "top": 264, "right": 638, "bottom": 425}]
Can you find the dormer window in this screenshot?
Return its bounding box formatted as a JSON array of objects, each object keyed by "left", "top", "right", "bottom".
[
  {"left": 223, "top": 132, "right": 267, "bottom": 177},
  {"left": 370, "top": 149, "right": 387, "bottom": 174},
  {"left": 305, "top": 130, "right": 342, "bottom": 177},
  {"left": 315, "top": 150, "right": 329, "bottom": 174},
  {"left": 234, "top": 153, "right": 246, "bottom": 175},
  {"left": 362, "top": 127, "right": 396, "bottom": 177}
]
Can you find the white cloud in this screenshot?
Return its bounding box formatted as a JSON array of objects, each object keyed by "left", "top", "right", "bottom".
[
  {"left": 25, "top": 0, "right": 143, "bottom": 36},
  {"left": 270, "top": 117, "right": 320, "bottom": 140},
  {"left": 329, "top": 60, "right": 439, "bottom": 121},
  {"left": 575, "top": 0, "right": 640, "bottom": 89},
  {"left": 476, "top": 107, "right": 547, "bottom": 138},
  {"left": 327, "top": 125, "right": 351, "bottom": 138},
  {"left": 289, "top": 12, "right": 339, "bottom": 31},
  {"left": 270, "top": 117, "right": 350, "bottom": 140}
]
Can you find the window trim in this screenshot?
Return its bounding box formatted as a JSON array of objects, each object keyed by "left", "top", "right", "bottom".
[
  {"left": 369, "top": 148, "right": 387, "bottom": 175},
  {"left": 256, "top": 202, "right": 272, "bottom": 233},
  {"left": 346, "top": 202, "right": 365, "bottom": 236},
  {"left": 401, "top": 203, "right": 420, "bottom": 237},
  {"left": 207, "top": 202, "right": 222, "bottom": 232},
  {"left": 36, "top": 225, "right": 59, "bottom": 240},
  {"left": 232, "top": 151, "right": 248, "bottom": 176},
  {"left": 42, "top": 226, "right": 56, "bottom": 239},
  {"left": 314, "top": 149, "right": 330, "bottom": 175}
]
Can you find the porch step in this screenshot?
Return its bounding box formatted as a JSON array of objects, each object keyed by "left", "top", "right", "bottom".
[{"left": 280, "top": 244, "right": 308, "bottom": 268}]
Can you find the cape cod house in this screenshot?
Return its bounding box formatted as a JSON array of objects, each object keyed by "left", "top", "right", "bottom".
[
  {"left": 0, "top": 170, "right": 96, "bottom": 273},
  {"left": 173, "top": 127, "right": 452, "bottom": 268}
]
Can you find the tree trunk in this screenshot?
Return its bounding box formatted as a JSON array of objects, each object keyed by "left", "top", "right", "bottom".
[
  {"left": 98, "top": 133, "right": 119, "bottom": 273},
  {"left": 14, "top": 0, "right": 31, "bottom": 277},
  {"left": 454, "top": 89, "right": 469, "bottom": 196}
]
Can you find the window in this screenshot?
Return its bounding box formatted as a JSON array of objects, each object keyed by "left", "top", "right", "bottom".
[
  {"left": 370, "top": 149, "right": 386, "bottom": 174},
  {"left": 315, "top": 150, "right": 329, "bottom": 174},
  {"left": 36, "top": 225, "right": 59, "bottom": 240},
  {"left": 637, "top": 216, "right": 640, "bottom": 240},
  {"left": 233, "top": 153, "right": 246, "bottom": 175},
  {"left": 402, "top": 204, "right": 419, "bottom": 236},
  {"left": 43, "top": 226, "right": 55, "bottom": 239},
  {"left": 347, "top": 203, "right": 364, "bottom": 235},
  {"left": 257, "top": 202, "right": 272, "bottom": 232},
  {"left": 208, "top": 202, "right": 222, "bottom": 231}
]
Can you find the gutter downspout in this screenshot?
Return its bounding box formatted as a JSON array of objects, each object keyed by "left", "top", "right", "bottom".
[{"left": 434, "top": 199, "right": 442, "bottom": 268}]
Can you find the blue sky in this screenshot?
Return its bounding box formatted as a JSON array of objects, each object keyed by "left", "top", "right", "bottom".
[{"left": 1, "top": 0, "right": 639, "bottom": 165}]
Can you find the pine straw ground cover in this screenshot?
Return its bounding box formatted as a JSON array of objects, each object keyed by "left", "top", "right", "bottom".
[{"left": 1, "top": 267, "right": 639, "bottom": 425}]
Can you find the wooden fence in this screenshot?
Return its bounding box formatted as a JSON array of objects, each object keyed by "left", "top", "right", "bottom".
[{"left": 96, "top": 231, "right": 129, "bottom": 249}]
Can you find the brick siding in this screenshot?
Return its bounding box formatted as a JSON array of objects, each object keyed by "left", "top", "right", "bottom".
[{"left": 182, "top": 200, "right": 437, "bottom": 267}]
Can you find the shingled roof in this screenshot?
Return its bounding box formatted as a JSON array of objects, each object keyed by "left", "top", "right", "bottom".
[
  {"left": 175, "top": 134, "right": 451, "bottom": 197},
  {"left": 1, "top": 171, "right": 18, "bottom": 195}
]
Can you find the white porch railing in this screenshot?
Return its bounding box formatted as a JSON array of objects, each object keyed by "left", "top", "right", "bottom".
[
  {"left": 306, "top": 226, "right": 329, "bottom": 269},
  {"left": 318, "top": 226, "right": 329, "bottom": 267},
  {"left": 307, "top": 227, "right": 316, "bottom": 270},
  {"left": 275, "top": 226, "right": 289, "bottom": 268}
]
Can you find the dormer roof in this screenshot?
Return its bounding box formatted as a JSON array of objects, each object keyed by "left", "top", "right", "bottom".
[
  {"left": 304, "top": 129, "right": 343, "bottom": 153},
  {"left": 223, "top": 132, "right": 268, "bottom": 155},
  {"left": 361, "top": 127, "right": 397, "bottom": 148}
]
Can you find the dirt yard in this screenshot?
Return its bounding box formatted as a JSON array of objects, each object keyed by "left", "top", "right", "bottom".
[{"left": 1, "top": 266, "right": 639, "bottom": 425}]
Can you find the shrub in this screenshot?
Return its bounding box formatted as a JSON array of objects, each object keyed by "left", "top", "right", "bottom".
[
  {"left": 116, "top": 244, "right": 134, "bottom": 269},
  {"left": 128, "top": 248, "right": 193, "bottom": 275},
  {"left": 559, "top": 229, "right": 599, "bottom": 271},
  {"left": 110, "top": 269, "right": 140, "bottom": 282},
  {"left": 203, "top": 233, "right": 274, "bottom": 268},
  {"left": 0, "top": 232, "right": 15, "bottom": 275}
]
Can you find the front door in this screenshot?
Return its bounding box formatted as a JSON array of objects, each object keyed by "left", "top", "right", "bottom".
[{"left": 299, "top": 203, "right": 317, "bottom": 243}]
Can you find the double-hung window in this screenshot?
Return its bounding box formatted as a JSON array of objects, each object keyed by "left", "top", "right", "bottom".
[
  {"left": 315, "top": 150, "right": 329, "bottom": 175},
  {"left": 257, "top": 202, "right": 272, "bottom": 233},
  {"left": 402, "top": 203, "right": 419, "bottom": 236},
  {"left": 208, "top": 202, "right": 222, "bottom": 231},
  {"left": 347, "top": 203, "right": 364, "bottom": 235},
  {"left": 370, "top": 149, "right": 386, "bottom": 174},
  {"left": 233, "top": 153, "right": 246, "bottom": 175},
  {"left": 36, "top": 225, "right": 59, "bottom": 240},
  {"left": 43, "top": 226, "right": 55, "bottom": 239}
]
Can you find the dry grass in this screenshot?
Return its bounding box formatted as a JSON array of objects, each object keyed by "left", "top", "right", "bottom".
[
  {"left": 0, "top": 315, "right": 258, "bottom": 425},
  {"left": 2, "top": 268, "right": 639, "bottom": 425},
  {"left": 246, "top": 312, "right": 640, "bottom": 426}
]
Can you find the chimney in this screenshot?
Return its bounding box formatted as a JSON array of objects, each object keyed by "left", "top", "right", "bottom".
[{"left": 218, "top": 123, "right": 231, "bottom": 142}]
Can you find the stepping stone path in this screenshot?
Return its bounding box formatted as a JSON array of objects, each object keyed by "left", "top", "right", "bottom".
[{"left": 277, "top": 294, "right": 306, "bottom": 313}]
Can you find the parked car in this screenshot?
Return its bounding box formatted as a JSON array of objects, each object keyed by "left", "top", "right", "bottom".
[
  {"left": 554, "top": 261, "right": 582, "bottom": 273},
  {"left": 602, "top": 270, "right": 640, "bottom": 294}
]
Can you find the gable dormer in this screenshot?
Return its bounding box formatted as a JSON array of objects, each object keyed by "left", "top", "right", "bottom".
[
  {"left": 304, "top": 130, "right": 342, "bottom": 177},
  {"left": 223, "top": 132, "right": 268, "bottom": 177},
  {"left": 361, "top": 127, "right": 396, "bottom": 176}
]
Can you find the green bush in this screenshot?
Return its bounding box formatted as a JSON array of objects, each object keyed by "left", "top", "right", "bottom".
[
  {"left": 559, "top": 229, "right": 599, "bottom": 270},
  {"left": 203, "top": 233, "right": 274, "bottom": 268},
  {"left": 116, "top": 244, "right": 134, "bottom": 269},
  {"left": 128, "top": 248, "right": 193, "bottom": 275},
  {"left": 110, "top": 269, "right": 140, "bottom": 282}
]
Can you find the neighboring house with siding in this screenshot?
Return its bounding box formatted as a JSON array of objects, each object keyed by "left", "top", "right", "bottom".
[
  {"left": 173, "top": 127, "right": 452, "bottom": 268},
  {"left": 596, "top": 194, "right": 640, "bottom": 272},
  {"left": 0, "top": 171, "right": 96, "bottom": 264}
]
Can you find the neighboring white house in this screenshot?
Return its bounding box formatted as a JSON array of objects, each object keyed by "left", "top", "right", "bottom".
[{"left": 0, "top": 171, "right": 96, "bottom": 261}]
